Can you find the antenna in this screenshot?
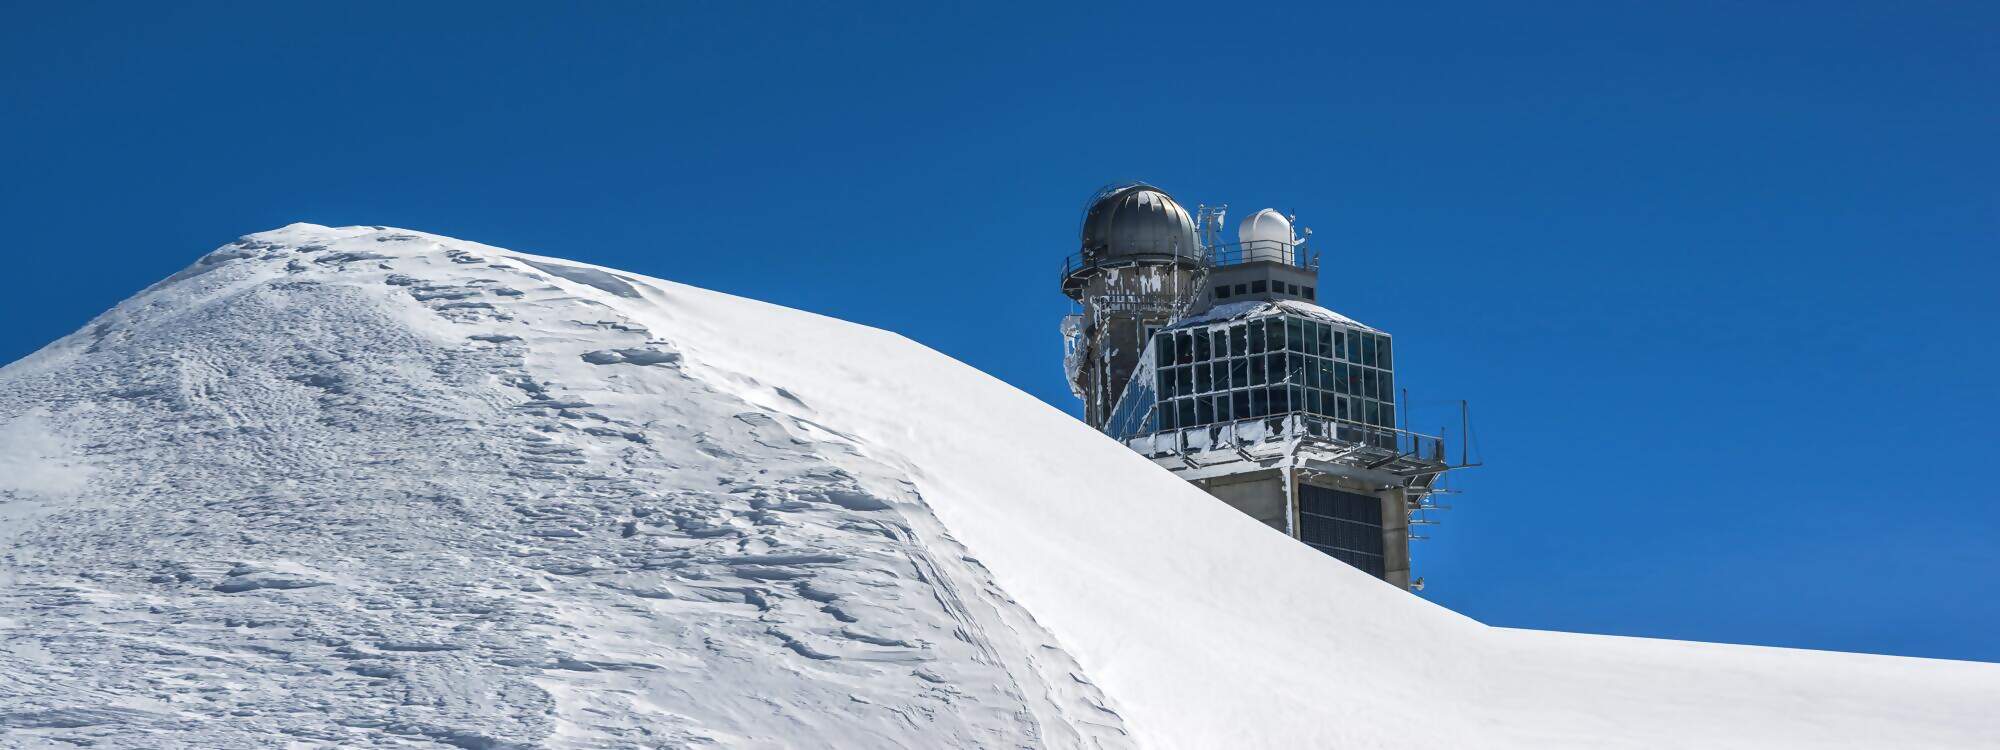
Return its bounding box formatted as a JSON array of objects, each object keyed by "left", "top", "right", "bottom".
[{"left": 1464, "top": 402, "right": 1480, "bottom": 468}]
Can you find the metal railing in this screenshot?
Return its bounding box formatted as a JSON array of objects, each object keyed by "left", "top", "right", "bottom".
[
  {"left": 1204, "top": 240, "right": 1318, "bottom": 271},
  {"left": 1059, "top": 250, "right": 1204, "bottom": 282},
  {"left": 1125, "top": 412, "right": 1450, "bottom": 464},
  {"left": 1059, "top": 240, "right": 1317, "bottom": 287}
]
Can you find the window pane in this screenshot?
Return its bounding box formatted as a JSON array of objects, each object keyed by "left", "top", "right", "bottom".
[
  {"left": 1305, "top": 358, "right": 1322, "bottom": 388},
  {"left": 1247, "top": 320, "right": 1266, "bottom": 354},
  {"left": 1248, "top": 355, "right": 1266, "bottom": 386},
  {"left": 1194, "top": 363, "right": 1212, "bottom": 393},
  {"left": 1175, "top": 332, "right": 1195, "bottom": 365},
  {"left": 1378, "top": 335, "right": 1392, "bottom": 369},
  {"left": 1267, "top": 386, "right": 1288, "bottom": 414},
  {"left": 1230, "top": 324, "right": 1248, "bottom": 354},
  {"left": 1249, "top": 388, "right": 1268, "bottom": 417},
  {"left": 1333, "top": 329, "right": 1347, "bottom": 360},
  {"left": 1161, "top": 400, "right": 1179, "bottom": 430},
  {"left": 1266, "top": 318, "right": 1286, "bottom": 351},
  {"left": 1381, "top": 403, "right": 1396, "bottom": 429},
  {"left": 1362, "top": 334, "right": 1377, "bottom": 367},
  {"left": 1336, "top": 396, "right": 1350, "bottom": 420},
  {"left": 1381, "top": 370, "right": 1394, "bottom": 401},
  {"left": 1335, "top": 362, "right": 1351, "bottom": 394},
  {"left": 1193, "top": 330, "right": 1211, "bottom": 361},
  {"left": 1215, "top": 394, "right": 1233, "bottom": 422},
  {"left": 1156, "top": 369, "right": 1171, "bottom": 395},
  {"left": 1156, "top": 333, "right": 1174, "bottom": 366},
  {"left": 1233, "top": 389, "right": 1252, "bottom": 419},
  {"left": 1287, "top": 319, "right": 1305, "bottom": 352},
  {"left": 1229, "top": 357, "right": 1248, "bottom": 389},
  {"left": 1212, "top": 329, "right": 1229, "bottom": 358},
  {"left": 1266, "top": 353, "right": 1285, "bottom": 384},
  {"left": 1308, "top": 389, "right": 1323, "bottom": 415},
  {"left": 1196, "top": 397, "right": 1214, "bottom": 425},
  {"left": 1288, "top": 386, "right": 1305, "bottom": 415},
  {"left": 1179, "top": 399, "right": 1198, "bottom": 429},
  {"left": 1365, "top": 400, "right": 1380, "bottom": 427}
]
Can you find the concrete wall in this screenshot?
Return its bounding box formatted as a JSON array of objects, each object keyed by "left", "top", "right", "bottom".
[
  {"left": 1380, "top": 486, "right": 1411, "bottom": 590},
  {"left": 1197, "top": 261, "right": 1320, "bottom": 310},
  {"left": 1195, "top": 471, "right": 1289, "bottom": 533},
  {"left": 1193, "top": 469, "right": 1413, "bottom": 590}
]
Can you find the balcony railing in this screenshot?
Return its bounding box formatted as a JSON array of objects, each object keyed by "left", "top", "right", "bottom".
[
  {"left": 1205, "top": 240, "right": 1318, "bottom": 271},
  {"left": 1124, "top": 412, "right": 1451, "bottom": 466},
  {"left": 1060, "top": 240, "right": 1318, "bottom": 288}
]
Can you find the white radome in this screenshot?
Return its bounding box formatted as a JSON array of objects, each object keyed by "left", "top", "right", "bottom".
[{"left": 1237, "top": 208, "right": 1294, "bottom": 261}]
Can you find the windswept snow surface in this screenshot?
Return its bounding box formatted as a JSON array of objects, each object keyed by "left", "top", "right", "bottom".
[{"left": 0, "top": 225, "right": 1994, "bottom": 749}]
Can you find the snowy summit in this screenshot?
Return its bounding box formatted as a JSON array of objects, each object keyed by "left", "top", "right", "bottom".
[{"left": 1, "top": 224, "right": 1995, "bottom": 748}]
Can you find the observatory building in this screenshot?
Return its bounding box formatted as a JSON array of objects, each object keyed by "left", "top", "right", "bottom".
[{"left": 1060, "top": 183, "right": 1470, "bottom": 589}]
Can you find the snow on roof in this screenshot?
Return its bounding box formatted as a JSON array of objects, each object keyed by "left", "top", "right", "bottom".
[{"left": 1172, "top": 297, "right": 1377, "bottom": 331}]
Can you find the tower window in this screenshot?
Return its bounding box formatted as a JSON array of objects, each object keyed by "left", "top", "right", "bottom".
[
  {"left": 1287, "top": 283, "right": 1300, "bottom": 296},
  {"left": 1302, "top": 286, "right": 1316, "bottom": 300},
  {"left": 1215, "top": 285, "right": 1232, "bottom": 300},
  {"left": 1234, "top": 283, "right": 1248, "bottom": 296},
  {"left": 1250, "top": 280, "right": 1267, "bottom": 294},
  {"left": 1298, "top": 485, "right": 1387, "bottom": 579}
]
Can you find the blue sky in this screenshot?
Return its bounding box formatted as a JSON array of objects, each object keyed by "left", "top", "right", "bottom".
[{"left": 3, "top": 2, "right": 1995, "bottom": 661}]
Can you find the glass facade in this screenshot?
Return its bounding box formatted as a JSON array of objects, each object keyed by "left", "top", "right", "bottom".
[
  {"left": 1104, "top": 313, "right": 1398, "bottom": 440},
  {"left": 1298, "top": 485, "right": 1387, "bottom": 578}
]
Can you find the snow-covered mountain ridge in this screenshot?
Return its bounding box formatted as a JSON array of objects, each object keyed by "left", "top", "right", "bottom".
[{"left": 1, "top": 224, "right": 1994, "bottom": 749}]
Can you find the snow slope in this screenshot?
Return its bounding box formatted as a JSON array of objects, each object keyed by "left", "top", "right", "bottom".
[{"left": 1, "top": 224, "right": 1994, "bottom": 749}]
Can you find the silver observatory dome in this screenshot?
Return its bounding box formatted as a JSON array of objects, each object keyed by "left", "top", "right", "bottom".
[{"left": 1078, "top": 182, "right": 1199, "bottom": 261}]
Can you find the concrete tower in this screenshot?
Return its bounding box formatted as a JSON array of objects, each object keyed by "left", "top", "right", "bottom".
[
  {"left": 1060, "top": 183, "right": 1206, "bottom": 429},
  {"left": 1065, "top": 189, "right": 1469, "bottom": 589}
]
